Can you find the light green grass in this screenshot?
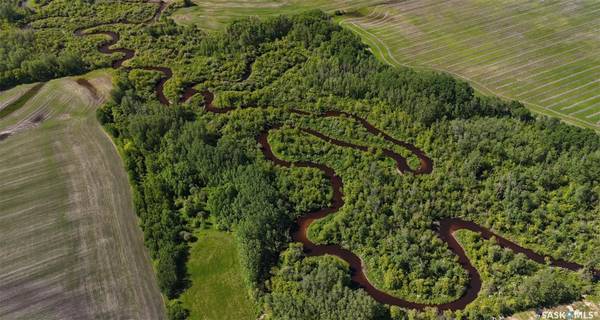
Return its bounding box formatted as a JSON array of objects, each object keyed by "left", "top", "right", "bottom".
[
  {"left": 180, "top": 227, "right": 257, "bottom": 320},
  {"left": 338, "top": 0, "right": 600, "bottom": 130},
  {"left": 171, "top": 0, "right": 382, "bottom": 30},
  {"left": 173, "top": 0, "right": 600, "bottom": 131}
]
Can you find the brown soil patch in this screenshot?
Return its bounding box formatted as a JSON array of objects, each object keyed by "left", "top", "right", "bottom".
[{"left": 76, "top": 78, "right": 99, "bottom": 99}]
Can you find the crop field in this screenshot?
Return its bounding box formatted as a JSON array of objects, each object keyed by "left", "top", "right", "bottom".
[
  {"left": 339, "top": 0, "right": 600, "bottom": 130},
  {"left": 0, "top": 71, "right": 165, "bottom": 319},
  {"left": 174, "top": 0, "right": 600, "bottom": 130}
]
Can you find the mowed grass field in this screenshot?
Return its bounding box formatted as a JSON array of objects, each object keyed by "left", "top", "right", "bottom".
[
  {"left": 172, "top": 0, "right": 384, "bottom": 30},
  {"left": 0, "top": 71, "right": 165, "bottom": 319},
  {"left": 174, "top": 0, "right": 600, "bottom": 130},
  {"left": 179, "top": 228, "right": 256, "bottom": 320},
  {"left": 339, "top": 0, "right": 600, "bottom": 130}
]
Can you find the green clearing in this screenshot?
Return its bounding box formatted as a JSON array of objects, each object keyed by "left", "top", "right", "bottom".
[
  {"left": 0, "top": 70, "right": 165, "bottom": 319},
  {"left": 174, "top": 0, "right": 600, "bottom": 131},
  {"left": 180, "top": 228, "right": 256, "bottom": 320}
]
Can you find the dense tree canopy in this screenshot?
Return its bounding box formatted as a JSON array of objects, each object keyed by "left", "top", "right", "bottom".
[
  {"left": 266, "top": 244, "right": 387, "bottom": 320},
  {"left": 97, "top": 12, "right": 598, "bottom": 317}
]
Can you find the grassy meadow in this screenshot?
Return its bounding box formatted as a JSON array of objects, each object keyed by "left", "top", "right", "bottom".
[
  {"left": 0, "top": 70, "right": 165, "bottom": 319},
  {"left": 180, "top": 227, "right": 256, "bottom": 320},
  {"left": 171, "top": 0, "right": 383, "bottom": 30},
  {"left": 174, "top": 0, "right": 600, "bottom": 131}
]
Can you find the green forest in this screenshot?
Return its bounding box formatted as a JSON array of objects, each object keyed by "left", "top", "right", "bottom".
[{"left": 2, "top": 1, "right": 599, "bottom": 319}]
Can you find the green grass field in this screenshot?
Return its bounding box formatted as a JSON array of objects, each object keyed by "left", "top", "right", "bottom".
[
  {"left": 0, "top": 70, "right": 165, "bottom": 319},
  {"left": 339, "top": 0, "right": 600, "bottom": 130},
  {"left": 171, "top": 0, "right": 383, "bottom": 30},
  {"left": 180, "top": 227, "right": 256, "bottom": 320},
  {"left": 174, "top": 0, "right": 600, "bottom": 131}
]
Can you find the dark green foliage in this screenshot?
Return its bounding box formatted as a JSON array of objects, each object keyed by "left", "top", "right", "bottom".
[
  {"left": 268, "top": 126, "right": 470, "bottom": 303},
  {"left": 0, "top": 2, "right": 25, "bottom": 23},
  {"left": 166, "top": 300, "right": 189, "bottom": 320},
  {"left": 266, "top": 245, "right": 387, "bottom": 320},
  {"left": 236, "top": 205, "right": 289, "bottom": 288},
  {"left": 99, "top": 73, "right": 193, "bottom": 299},
  {"left": 0, "top": 29, "right": 87, "bottom": 89},
  {"left": 300, "top": 42, "right": 531, "bottom": 125},
  {"left": 99, "top": 10, "right": 597, "bottom": 318},
  {"left": 157, "top": 242, "right": 188, "bottom": 299},
  {"left": 0, "top": 0, "right": 157, "bottom": 89},
  {"left": 455, "top": 231, "right": 588, "bottom": 319},
  {"left": 277, "top": 167, "right": 331, "bottom": 215},
  {"left": 197, "top": 15, "right": 293, "bottom": 55},
  {"left": 520, "top": 269, "right": 582, "bottom": 307}
]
